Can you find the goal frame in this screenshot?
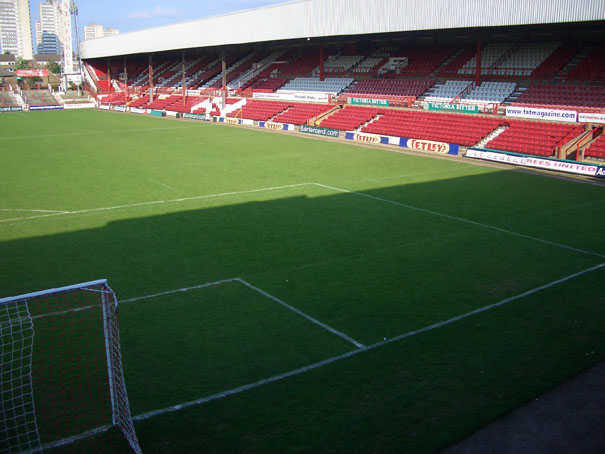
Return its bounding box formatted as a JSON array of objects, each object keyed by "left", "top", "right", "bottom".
[{"left": 0, "top": 279, "right": 142, "bottom": 454}]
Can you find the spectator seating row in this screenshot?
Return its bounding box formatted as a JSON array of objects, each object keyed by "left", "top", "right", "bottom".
[
  {"left": 100, "top": 92, "right": 127, "bottom": 105},
  {"left": 278, "top": 77, "right": 354, "bottom": 94},
  {"left": 277, "top": 51, "right": 319, "bottom": 76},
  {"left": 457, "top": 42, "right": 558, "bottom": 77},
  {"left": 248, "top": 77, "right": 288, "bottom": 92},
  {"left": 23, "top": 90, "right": 59, "bottom": 106},
  {"left": 425, "top": 80, "right": 472, "bottom": 101},
  {"left": 272, "top": 103, "right": 333, "bottom": 125},
  {"left": 514, "top": 84, "right": 605, "bottom": 108},
  {"left": 350, "top": 56, "right": 386, "bottom": 73},
  {"left": 486, "top": 121, "right": 576, "bottom": 157},
  {"left": 129, "top": 95, "right": 150, "bottom": 108},
  {"left": 226, "top": 99, "right": 291, "bottom": 121},
  {"left": 569, "top": 47, "right": 605, "bottom": 80},
  {"left": 345, "top": 79, "right": 434, "bottom": 98},
  {"left": 585, "top": 134, "right": 605, "bottom": 159},
  {"left": 464, "top": 81, "right": 516, "bottom": 103},
  {"left": 0, "top": 91, "right": 19, "bottom": 106},
  {"left": 319, "top": 106, "right": 384, "bottom": 131},
  {"left": 395, "top": 46, "right": 455, "bottom": 76},
  {"left": 530, "top": 43, "right": 583, "bottom": 79},
  {"left": 165, "top": 96, "right": 209, "bottom": 113},
  {"left": 323, "top": 55, "right": 365, "bottom": 73},
  {"left": 362, "top": 110, "right": 500, "bottom": 146}
]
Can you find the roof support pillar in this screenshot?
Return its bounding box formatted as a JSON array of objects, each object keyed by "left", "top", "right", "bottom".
[
  {"left": 107, "top": 58, "right": 111, "bottom": 93},
  {"left": 319, "top": 43, "right": 324, "bottom": 81},
  {"left": 475, "top": 35, "right": 481, "bottom": 87},
  {"left": 221, "top": 47, "right": 226, "bottom": 109},
  {"left": 148, "top": 54, "right": 154, "bottom": 103},
  {"left": 182, "top": 51, "right": 186, "bottom": 104},
  {"left": 123, "top": 56, "right": 128, "bottom": 100}
]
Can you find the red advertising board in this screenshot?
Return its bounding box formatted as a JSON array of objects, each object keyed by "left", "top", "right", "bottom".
[{"left": 16, "top": 69, "right": 49, "bottom": 77}]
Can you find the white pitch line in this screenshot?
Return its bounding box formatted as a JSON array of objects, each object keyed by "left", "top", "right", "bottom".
[
  {"left": 38, "top": 425, "right": 112, "bottom": 452},
  {"left": 0, "top": 208, "right": 69, "bottom": 213},
  {"left": 0, "top": 182, "right": 314, "bottom": 223},
  {"left": 236, "top": 278, "right": 365, "bottom": 349},
  {"left": 119, "top": 278, "right": 239, "bottom": 304},
  {"left": 28, "top": 278, "right": 239, "bottom": 321},
  {"left": 31, "top": 276, "right": 365, "bottom": 348},
  {"left": 148, "top": 179, "right": 176, "bottom": 190},
  {"left": 313, "top": 183, "right": 605, "bottom": 259},
  {"left": 133, "top": 262, "right": 605, "bottom": 422}
]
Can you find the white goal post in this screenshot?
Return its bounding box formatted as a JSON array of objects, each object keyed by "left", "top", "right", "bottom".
[{"left": 0, "top": 279, "right": 142, "bottom": 454}]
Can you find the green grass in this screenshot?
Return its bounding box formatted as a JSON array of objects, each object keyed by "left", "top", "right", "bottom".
[{"left": 1, "top": 109, "right": 604, "bottom": 453}]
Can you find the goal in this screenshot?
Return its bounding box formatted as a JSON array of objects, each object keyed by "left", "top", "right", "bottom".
[{"left": 0, "top": 279, "right": 142, "bottom": 454}]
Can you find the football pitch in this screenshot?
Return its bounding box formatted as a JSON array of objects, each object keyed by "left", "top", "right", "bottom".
[{"left": 1, "top": 109, "right": 604, "bottom": 453}]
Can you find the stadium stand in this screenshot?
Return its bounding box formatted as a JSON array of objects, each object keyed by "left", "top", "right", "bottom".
[
  {"left": 100, "top": 92, "right": 127, "bottom": 105},
  {"left": 512, "top": 84, "right": 605, "bottom": 110},
  {"left": 0, "top": 91, "right": 20, "bottom": 106},
  {"left": 323, "top": 55, "right": 365, "bottom": 73},
  {"left": 362, "top": 110, "right": 500, "bottom": 146},
  {"left": 585, "top": 133, "right": 605, "bottom": 159},
  {"left": 349, "top": 56, "right": 387, "bottom": 73},
  {"left": 530, "top": 43, "right": 584, "bottom": 80},
  {"left": 464, "top": 81, "right": 517, "bottom": 104},
  {"left": 423, "top": 80, "right": 472, "bottom": 102},
  {"left": 395, "top": 46, "right": 456, "bottom": 76},
  {"left": 276, "top": 51, "right": 321, "bottom": 76},
  {"left": 271, "top": 103, "right": 334, "bottom": 125},
  {"left": 344, "top": 79, "right": 434, "bottom": 98},
  {"left": 568, "top": 46, "right": 605, "bottom": 81},
  {"left": 278, "top": 77, "right": 354, "bottom": 94},
  {"left": 79, "top": 35, "right": 605, "bottom": 167},
  {"left": 226, "top": 99, "right": 291, "bottom": 121},
  {"left": 486, "top": 120, "right": 576, "bottom": 157},
  {"left": 247, "top": 77, "right": 288, "bottom": 92},
  {"left": 22, "top": 90, "right": 60, "bottom": 106},
  {"left": 319, "top": 106, "right": 385, "bottom": 131}
]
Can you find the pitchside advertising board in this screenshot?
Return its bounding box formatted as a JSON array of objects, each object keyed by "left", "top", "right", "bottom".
[
  {"left": 400, "top": 137, "right": 459, "bottom": 155},
  {"left": 62, "top": 103, "right": 96, "bottom": 109},
  {"left": 425, "top": 102, "right": 478, "bottom": 114},
  {"left": 183, "top": 112, "right": 207, "bottom": 121},
  {"left": 466, "top": 148, "right": 605, "bottom": 179},
  {"left": 505, "top": 106, "right": 578, "bottom": 123},
  {"left": 347, "top": 97, "right": 389, "bottom": 107},
  {"left": 253, "top": 92, "right": 331, "bottom": 103},
  {"left": 578, "top": 112, "right": 605, "bottom": 124},
  {"left": 0, "top": 106, "right": 23, "bottom": 112},
  {"left": 299, "top": 124, "right": 340, "bottom": 138},
  {"left": 345, "top": 131, "right": 389, "bottom": 144},
  {"left": 258, "top": 121, "right": 295, "bottom": 131},
  {"left": 29, "top": 105, "right": 64, "bottom": 111}
]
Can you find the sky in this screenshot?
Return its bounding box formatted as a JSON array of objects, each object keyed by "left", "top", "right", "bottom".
[{"left": 29, "top": 0, "right": 289, "bottom": 49}]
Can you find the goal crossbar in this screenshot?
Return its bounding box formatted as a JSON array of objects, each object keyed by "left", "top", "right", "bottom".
[
  {"left": 0, "top": 279, "right": 109, "bottom": 305},
  {"left": 0, "top": 279, "right": 142, "bottom": 454}
]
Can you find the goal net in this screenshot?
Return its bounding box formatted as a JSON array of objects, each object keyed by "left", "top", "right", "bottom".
[{"left": 0, "top": 279, "right": 142, "bottom": 454}]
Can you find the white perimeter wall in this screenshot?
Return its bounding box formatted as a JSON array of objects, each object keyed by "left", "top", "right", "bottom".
[{"left": 80, "top": 0, "right": 605, "bottom": 59}]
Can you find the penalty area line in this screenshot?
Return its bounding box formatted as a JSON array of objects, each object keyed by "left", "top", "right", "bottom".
[
  {"left": 133, "top": 262, "right": 604, "bottom": 422},
  {"left": 236, "top": 278, "right": 365, "bottom": 348},
  {"left": 312, "top": 183, "right": 605, "bottom": 259},
  {"left": 0, "top": 182, "right": 314, "bottom": 223}
]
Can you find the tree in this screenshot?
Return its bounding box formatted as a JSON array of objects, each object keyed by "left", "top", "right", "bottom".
[
  {"left": 46, "top": 61, "right": 61, "bottom": 75},
  {"left": 15, "top": 57, "right": 30, "bottom": 70}
]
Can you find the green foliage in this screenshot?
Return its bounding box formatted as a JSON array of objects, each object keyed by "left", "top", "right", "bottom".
[
  {"left": 46, "top": 61, "right": 61, "bottom": 75},
  {"left": 15, "top": 57, "right": 29, "bottom": 70},
  {"left": 1, "top": 110, "right": 603, "bottom": 453}
]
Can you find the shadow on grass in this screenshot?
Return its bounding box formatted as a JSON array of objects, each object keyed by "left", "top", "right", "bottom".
[{"left": 1, "top": 174, "right": 604, "bottom": 453}]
